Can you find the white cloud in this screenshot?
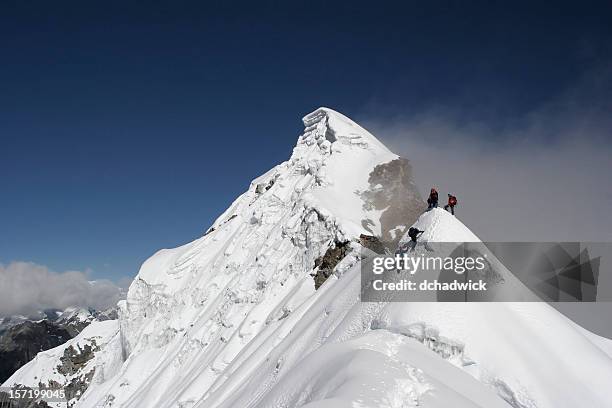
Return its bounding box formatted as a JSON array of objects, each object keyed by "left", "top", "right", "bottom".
[
  {"left": 0, "top": 261, "right": 127, "bottom": 317},
  {"left": 364, "top": 64, "right": 612, "bottom": 242}
]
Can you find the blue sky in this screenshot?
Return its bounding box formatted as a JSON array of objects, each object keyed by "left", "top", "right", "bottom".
[{"left": 1, "top": 1, "right": 611, "bottom": 283}]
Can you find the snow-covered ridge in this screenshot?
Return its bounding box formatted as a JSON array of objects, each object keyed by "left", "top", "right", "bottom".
[
  {"left": 66, "top": 107, "right": 423, "bottom": 408},
  {"left": 7, "top": 108, "right": 612, "bottom": 408},
  {"left": 300, "top": 107, "right": 393, "bottom": 153}
]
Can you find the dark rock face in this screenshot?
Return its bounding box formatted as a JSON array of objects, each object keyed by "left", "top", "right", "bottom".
[
  {"left": 58, "top": 318, "right": 91, "bottom": 339},
  {"left": 312, "top": 241, "right": 351, "bottom": 290},
  {"left": 0, "top": 321, "right": 72, "bottom": 383},
  {"left": 57, "top": 343, "right": 97, "bottom": 376},
  {"left": 360, "top": 158, "right": 426, "bottom": 243},
  {"left": 94, "top": 308, "right": 118, "bottom": 321},
  {"left": 359, "top": 234, "right": 387, "bottom": 255},
  {"left": 56, "top": 343, "right": 99, "bottom": 404}
]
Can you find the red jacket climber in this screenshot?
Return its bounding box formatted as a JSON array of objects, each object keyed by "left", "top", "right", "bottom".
[
  {"left": 444, "top": 194, "right": 457, "bottom": 215},
  {"left": 427, "top": 188, "right": 439, "bottom": 209}
]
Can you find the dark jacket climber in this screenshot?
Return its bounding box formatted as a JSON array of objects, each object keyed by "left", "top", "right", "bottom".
[
  {"left": 407, "top": 227, "right": 424, "bottom": 243},
  {"left": 444, "top": 194, "right": 457, "bottom": 215},
  {"left": 406, "top": 227, "right": 424, "bottom": 251},
  {"left": 427, "top": 188, "right": 439, "bottom": 209}
]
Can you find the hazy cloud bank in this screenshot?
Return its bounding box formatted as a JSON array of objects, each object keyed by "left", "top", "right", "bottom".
[
  {"left": 0, "top": 261, "right": 129, "bottom": 317},
  {"left": 366, "top": 65, "right": 612, "bottom": 242}
]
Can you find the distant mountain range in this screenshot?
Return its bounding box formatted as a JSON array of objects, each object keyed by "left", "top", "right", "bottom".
[{"left": 0, "top": 307, "right": 117, "bottom": 383}]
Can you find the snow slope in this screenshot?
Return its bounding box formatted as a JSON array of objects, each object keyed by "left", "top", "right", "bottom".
[
  {"left": 197, "top": 210, "right": 612, "bottom": 408},
  {"left": 8, "top": 108, "right": 612, "bottom": 408},
  {"left": 3, "top": 319, "right": 121, "bottom": 407}
]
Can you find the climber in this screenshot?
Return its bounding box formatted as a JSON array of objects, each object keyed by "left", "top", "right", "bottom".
[
  {"left": 427, "top": 188, "right": 438, "bottom": 210},
  {"left": 395, "top": 227, "right": 424, "bottom": 254},
  {"left": 408, "top": 227, "right": 424, "bottom": 243},
  {"left": 407, "top": 227, "right": 424, "bottom": 251},
  {"left": 444, "top": 193, "right": 457, "bottom": 215}
]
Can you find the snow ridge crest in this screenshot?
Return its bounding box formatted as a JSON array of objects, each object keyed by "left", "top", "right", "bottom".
[{"left": 299, "top": 107, "right": 392, "bottom": 154}]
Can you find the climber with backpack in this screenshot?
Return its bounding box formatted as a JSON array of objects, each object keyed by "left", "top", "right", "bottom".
[
  {"left": 396, "top": 227, "right": 425, "bottom": 254},
  {"left": 407, "top": 227, "right": 424, "bottom": 251},
  {"left": 408, "top": 227, "right": 424, "bottom": 243},
  {"left": 427, "top": 188, "right": 438, "bottom": 210},
  {"left": 444, "top": 194, "right": 457, "bottom": 215}
]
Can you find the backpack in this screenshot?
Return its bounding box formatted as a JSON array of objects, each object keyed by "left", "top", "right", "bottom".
[{"left": 449, "top": 195, "right": 457, "bottom": 206}]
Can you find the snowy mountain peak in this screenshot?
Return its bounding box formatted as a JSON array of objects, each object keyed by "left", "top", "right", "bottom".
[
  {"left": 7, "top": 109, "right": 611, "bottom": 408},
  {"left": 299, "top": 107, "right": 392, "bottom": 155},
  {"left": 72, "top": 108, "right": 425, "bottom": 407}
]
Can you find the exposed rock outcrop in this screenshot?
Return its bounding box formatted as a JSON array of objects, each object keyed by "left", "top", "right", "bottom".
[
  {"left": 312, "top": 241, "right": 351, "bottom": 289},
  {"left": 360, "top": 157, "right": 426, "bottom": 243}
]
